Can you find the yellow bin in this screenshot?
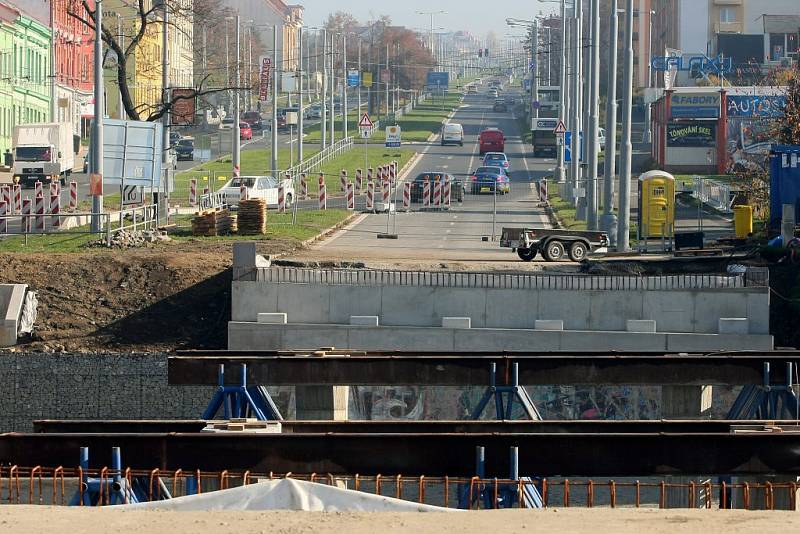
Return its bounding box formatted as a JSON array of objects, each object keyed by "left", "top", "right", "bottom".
[{"left": 733, "top": 205, "right": 753, "bottom": 238}]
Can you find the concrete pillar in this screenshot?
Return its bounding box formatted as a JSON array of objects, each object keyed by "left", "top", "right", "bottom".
[{"left": 295, "top": 386, "right": 349, "bottom": 420}]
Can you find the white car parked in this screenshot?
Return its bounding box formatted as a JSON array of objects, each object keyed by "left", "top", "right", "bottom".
[{"left": 219, "top": 175, "right": 295, "bottom": 209}]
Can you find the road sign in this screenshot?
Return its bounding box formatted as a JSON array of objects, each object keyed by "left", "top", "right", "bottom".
[
  {"left": 529, "top": 60, "right": 536, "bottom": 71},
  {"left": 347, "top": 69, "right": 360, "bottom": 87},
  {"left": 532, "top": 101, "right": 541, "bottom": 110},
  {"left": 385, "top": 125, "right": 401, "bottom": 148},
  {"left": 360, "top": 128, "right": 371, "bottom": 139},
  {"left": 121, "top": 185, "right": 142, "bottom": 206},
  {"left": 358, "top": 113, "right": 374, "bottom": 128},
  {"left": 553, "top": 120, "right": 567, "bottom": 136}
]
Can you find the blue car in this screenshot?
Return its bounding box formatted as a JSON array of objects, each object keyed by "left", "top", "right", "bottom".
[
  {"left": 470, "top": 165, "right": 511, "bottom": 194},
  {"left": 483, "top": 152, "right": 510, "bottom": 170}
]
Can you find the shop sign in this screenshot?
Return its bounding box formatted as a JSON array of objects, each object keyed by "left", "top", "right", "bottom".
[
  {"left": 667, "top": 123, "right": 717, "bottom": 147},
  {"left": 670, "top": 92, "right": 720, "bottom": 119},
  {"left": 726, "top": 95, "right": 786, "bottom": 118}
]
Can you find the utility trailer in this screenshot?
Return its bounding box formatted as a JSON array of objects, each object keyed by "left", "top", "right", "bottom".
[{"left": 500, "top": 227, "right": 610, "bottom": 262}]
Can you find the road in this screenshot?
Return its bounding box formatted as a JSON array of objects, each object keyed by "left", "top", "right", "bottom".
[{"left": 291, "top": 86, "right": 556, "bottom": 266}]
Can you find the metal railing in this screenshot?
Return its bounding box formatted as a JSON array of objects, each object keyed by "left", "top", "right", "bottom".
[
  {"left": 112, "top": 204, "right": 160, "bottom": 234},
  {"left": 0, "top": 212, "right": 112, "bottom": 246},
  {"left": 243, "top": 266, "right": 768, "bottom": 290},
  {"left": 284, "top": 136, "right": 354, "bottom": 182},
  {"left": 691, "top": 176, "right": 735, "bottom": 214},
  {"left": 0, "top": 466, "right": 794, "bottom": 510}
]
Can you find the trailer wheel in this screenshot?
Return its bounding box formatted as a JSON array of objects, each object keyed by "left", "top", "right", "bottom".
[
  {"left": 543, "top": 240, "right": 565, "bottom": 262},
  {"left": 517, "top": 247, "right": 537, "bottom": 262},
  {"left": 568, "top": 241, "right": 589, "bottom": 262}
]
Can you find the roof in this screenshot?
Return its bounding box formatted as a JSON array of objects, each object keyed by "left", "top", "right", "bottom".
[{"left": 761, "top": 15, "right": 800, "bottom": 34}]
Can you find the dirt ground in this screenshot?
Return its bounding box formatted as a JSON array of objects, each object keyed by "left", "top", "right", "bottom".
[
  {"left": 0, "top": 506, "right": 794, "bottom": 533},
  {"left": 0, "top": 239, "right": 300, "bottom": 352}
]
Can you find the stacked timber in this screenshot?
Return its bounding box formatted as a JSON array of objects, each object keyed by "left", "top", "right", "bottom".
[
  {"left": 237, "top": 198, "right": 267, "bottom": 235},
  {"left": 191, "top": 208, "right": 232, "bottom": 237}
]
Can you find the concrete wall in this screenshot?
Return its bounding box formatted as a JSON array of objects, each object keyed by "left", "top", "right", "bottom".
[
  {"left": 1, "top": 284, "right": 26, "bottom": 347},
  {"left": 231, "top": 282, "right": 770, "bottom": 335},
  {"left": 228, "top": 323, "right": 773, "bottom": 352}
]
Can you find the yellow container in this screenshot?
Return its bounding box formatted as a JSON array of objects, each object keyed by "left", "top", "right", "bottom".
[
  {"left": 733, "top": 205, "right": 753, "bottom": 238},
  {"left": 638, "top": 171, "right": 676, "bottom": 239}
]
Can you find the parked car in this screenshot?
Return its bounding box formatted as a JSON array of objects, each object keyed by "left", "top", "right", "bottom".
[
  {"left": 409, "top": 172, "right": 465, "bottom": 203},
  {"left": 483, "top": 152, "right": 510, "bottom": 171},
  {"left": 239, "top": 123, "right": 253, "bottom": 140},
  {"left": 470, "top": 166, "right": 511, "bottom": 195},
  {"left": 175, "top": 137, "right": 195, "bottom": 161},
  {"left": 440, "top": 122, "right": 464, "bottom": 146},
  {"left": 218, "top": 175, "right": 295, "bottom": 208},
  {"left": 479, "top": 128, "right": 505, "bottom": 154}
]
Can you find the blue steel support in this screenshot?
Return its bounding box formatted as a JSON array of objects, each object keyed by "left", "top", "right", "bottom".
[
  {"left": 726, "top": 362, "right": 800, "bottom": 419},
  {"left": 470, "top": 363, "right": 541, "bottom": 420},
  {"left": 202, "top": 364, "right": 283, "bottom": 421},
  {"left": 69, "top": 447, "right": 141, "bottom": 505}
]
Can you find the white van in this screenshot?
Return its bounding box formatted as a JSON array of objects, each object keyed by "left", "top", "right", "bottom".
[{"left": 441, "top": 122, "right": 464, "bottom": 146}]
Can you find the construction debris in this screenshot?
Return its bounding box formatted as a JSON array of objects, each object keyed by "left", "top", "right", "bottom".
[
  {"left": 237, "top": 199, "right": 267, "bottom": 235},
  {"left": 191, "top": 208, "right": 232, "bottom": 237},
  {"left": 86, "top": 229, "right": 171, "bottom": 249}
]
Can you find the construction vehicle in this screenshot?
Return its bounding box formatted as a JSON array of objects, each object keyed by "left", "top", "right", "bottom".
[{"left": 500, "top": 227, "right": 609, "bottom": 262}]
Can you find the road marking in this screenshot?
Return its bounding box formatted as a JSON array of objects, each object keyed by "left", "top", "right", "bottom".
[{"left": 318, "top": 213, "right": 368, "bottom": 247}]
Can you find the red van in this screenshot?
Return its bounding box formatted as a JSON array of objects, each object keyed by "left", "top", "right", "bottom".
[{"left": 479, "top": 128, "right": 505, "bottom": 155}]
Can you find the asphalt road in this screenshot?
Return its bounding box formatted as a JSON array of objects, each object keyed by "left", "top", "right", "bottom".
[{"left": 300, "top": 87, "right": 556, "bottom": 264}]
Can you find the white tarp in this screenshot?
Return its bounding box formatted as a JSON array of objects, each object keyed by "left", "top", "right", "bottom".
[{"left": 120, "top": 478, "right": 457, "bottom": 513}]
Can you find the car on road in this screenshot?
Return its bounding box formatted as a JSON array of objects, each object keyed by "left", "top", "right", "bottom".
[
  {"left": 440, "top": 122, "right": 464, "bottom": 146},
  {"left": 483, "top": 152, "right": 510, "bottom": 171},
  {"left": 242, "top": 111, "right": 263, "bottom": 131},
  {"left": 306, "top": 104, "right": 322, "bottom": 119},
  {"left": 467, "top": 85, "right": 478, "bottom": 94},
  {"left": 239, "top": 123, "right": 253, "bottom": 141},
  {"left": 220, "top": 117, "right": 235, "bottom": 131},
  {"left": 488, "top": 89, "right": 499, "bottom": 99},
  {"left": 169, "top": 131, "right": 182, "bottom": 146},
  {"left": 493, "top": 99, "right": 508, "bottom": 112},
  {"left": 175, "top": 137, "right": 195, "bottom": 161},
  {"left": 469, "top": 166, "right": 511, "bottom": 195},
  {"left": 479, "top": 128, "right": 505, "bottom": 155},
  {"left": 218, "top": 175, "right": 295, "bottom": 209},
  {"left": 409, "top": 172, "right": 465, "bottom": 203},
  {"left": 598, "top": 128, "right": 606, "bottom": 150}
]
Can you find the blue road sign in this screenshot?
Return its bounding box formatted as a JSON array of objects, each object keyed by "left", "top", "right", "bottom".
[
  {"left": 347, "top": 70, "right": 360, "bottom": 88},
  {"left": 564, "top": 131, "right": 584, "bottom": 163}
]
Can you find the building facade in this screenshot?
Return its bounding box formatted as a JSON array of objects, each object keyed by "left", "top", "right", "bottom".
[{"left": 0, "top": 2, "right": 51, "bottom": 155}]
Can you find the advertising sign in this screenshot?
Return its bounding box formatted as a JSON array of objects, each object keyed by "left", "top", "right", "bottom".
[
  {"left": 651, "top": 53, "right": 733, "bottom": 76},
  {"left": 426, "top": 71, "right": 450, "bottom": 90},
  {"left": 726, "top": 95, "right": 786, "bottom": 118},
  {"left": 347, "top": 69, "right": 360, "bottom": 88},
  {"left": 170, "top": 88, "right": 196, "bottom": 126},
  {"left": 100, "top": 119, "right": 163, "bottom": 186},
  {"left": 667, "top": 123, "right": 717, "bottom": 147},
  {"left": 670, "top": 92, "right": 720, "bottom": 119},
  {"left": 385, "top": 125, "right": 401, "bottom": 148},
  {"left": 281, "top": 72, "right": 297, "bottom": 93},
  {"left": 362, "top": 71, "right": 373, "bottom": 88},
  {"left": 259, "top": 57, "right": 272, "bottom": 101}
]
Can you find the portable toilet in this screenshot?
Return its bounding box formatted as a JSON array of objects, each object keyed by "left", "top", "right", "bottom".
[
  {"left": 638, "top": 170, "right": 675, "bottom": 240},
  {"left": 769, "top": 145, "right": 800, "bottom": 233}
]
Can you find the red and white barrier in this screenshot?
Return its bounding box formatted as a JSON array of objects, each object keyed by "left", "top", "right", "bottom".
[
  {"left": 539, "top": 179, "right": 548, "bottom": 203},
  {"left": 50, "top": 193, "right": 61, "bottom": 229},
  {"left": 233, "top": 164, "right": 241, "bottom": 178},
  {"left": 390, "top": 161, "right": 397, "bottom": 185},
  {"left": 49, "top": 181, "right": 59, "bottom": 199},
  {"left": 367, "top": 168, "right": 374, "bottom": 186},
  {"left": 34, "top": 181, "right": 43, "bottom": 199},
  {"left": 318, "top": 174, "right": 327, "bottom": 210},
  {"left": 433, "top": 176, "right": 442, "bottom": 208},
  {"left": 240, "top": 184, "right": 248, "bottom": 201},
  {"left": 22, "top": 198, "right": 31, "bottom": 233},
  {"left": 68, "top": 181, "right": 77, "bottom": 211},
  {"left": 340, "top": 170, "right": 348, "bottom": 193},
  {"left": 278, "top": 184, "right": 286, "bottom": 213},
  {"left": 346, "top": 182, "right": 354, "bottom": 211},
  {"left": 0, "top": 201, "right": 7, "bottom": 234},
  {"left": 403, "top": 182, "right": 411, "bottom": 211},
  {"left": 423, "top": 178, "right": 431, "bottom": 208},
  {"left": 203, "top": 187, "right": 210, "bottom": 198},
  {"left": 189, "top": 178, "right": 198, "bottom": 206},
  {"left": 1, "top": 186, "right": 9, "bottom": 214},
  {"left": 444, "top": 176, "right": 451, "bottom": 209},
  {"left": 366, "top": 180, "right": 374, "bottom": 211},
  {"left": 299, "top": 173, "right": 308, "bottom": 200},
  {"left": 13, "top": 185, "right": 21, "bottom": 214},
  {"left": 35, "top": 194, "right": 44, "bottom": 231},
  {"left": 382, "top": 178, "right": 390, "bottom": 206},
  {"left": 355, "top": 169, "right": 363, "bottom": 195}
]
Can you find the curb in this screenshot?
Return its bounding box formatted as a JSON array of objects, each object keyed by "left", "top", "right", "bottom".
[{"left": 299, "top": 212, "right": 360, "bottom": 248}]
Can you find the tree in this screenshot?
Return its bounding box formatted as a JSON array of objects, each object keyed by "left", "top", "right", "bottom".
[
  {"left": 776, "top": 63, "right": 800, "bottom": 145},
  {"left": 68, "top": 0, "right": 243, "bottom": 122}
]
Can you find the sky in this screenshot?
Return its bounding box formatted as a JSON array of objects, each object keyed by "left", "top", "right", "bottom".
[{"left": 298, "top": 0, "right": 558, "bottom": 39}]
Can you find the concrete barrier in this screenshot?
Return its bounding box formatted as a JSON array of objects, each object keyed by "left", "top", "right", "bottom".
[
  {"left": 350, "top": 316, "right": 379, "bottom": 326},
  {"left": 535, "top": 320, "right": 564, "bottom": 331},
  {"left": 442, "top": 317, "right": 471, "bottom": 329},
  {"left": 257, "top": 313, "right": 288, "bottom": 324},
  {"left": 719, "top": 318, "right": 749, "bottom": 335},
  {"left": 1, "top": 284, "right": 27, "bottom": 347},
  {"left": 627, "top": 320, "right": 657, "bottom": 333}
]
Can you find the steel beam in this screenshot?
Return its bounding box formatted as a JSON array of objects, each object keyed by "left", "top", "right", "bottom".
[
  {"left": 1, "top": 430, "right": 799, "bottom": 476},
  {"left": 168, "top": 351, "right": 800, "bottom": 386}
]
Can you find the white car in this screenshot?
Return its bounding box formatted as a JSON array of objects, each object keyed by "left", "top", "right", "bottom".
[
  {"left": 441, "top": 122, "right": 464, "bottom": 146},
  {"left": 219, "top": 175, "right": 295, "bottom": 209},
  {"left": 598, "top": 128, "right": 606, "bottom": 151},
  {"left": 220, "top": 117, "right": 235, "bottom": 131}
]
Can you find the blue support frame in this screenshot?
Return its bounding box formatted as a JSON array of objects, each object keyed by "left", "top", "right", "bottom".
[
  {"left": 202, "top": 363, "right": 283, "bottom": 421},
  {"left": 470, "top": 363, "right": 541, "bottom": 420},
  {"left": 69, "top": 447, "right": 142, "bottom": 505},
  {"left": 726, "top": 362, "right": 800, "bottom": 419}
]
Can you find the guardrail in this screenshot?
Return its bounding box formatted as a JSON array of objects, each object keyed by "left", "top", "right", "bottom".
[
  {"left": 1, "top": 212, "right": 112, "bottom": 246},
  {"left": 283, "top": 136, "right": 354, "bottom": 181},
  {"left": 243, "top": 266, "right": 769, "bottom": 289},
  {"left": 691, "top": 176, "right": 735, "bottom": 214}
]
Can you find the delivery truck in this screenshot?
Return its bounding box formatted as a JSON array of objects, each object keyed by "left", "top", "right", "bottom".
[{"left": 12, "top": 122, "right": 75, "bottom": 187}]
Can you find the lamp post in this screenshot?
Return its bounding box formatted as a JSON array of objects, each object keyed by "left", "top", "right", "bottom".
[
  {"left": 601, "top": 0, "right": 620, "bottom": 243},
  {"left": 90, "top": 0, "right": 104, "bottom": 233},
  {"left": 617, "top": 0, "right": 635, "bottom": 251}
]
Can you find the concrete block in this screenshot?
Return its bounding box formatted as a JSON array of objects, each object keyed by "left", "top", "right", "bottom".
[
  {"left": 1, "top": 284, "right": 27, "bottom": 347},
  {"left": 666, "top": 333, "right": 773, "bottom": 352},
  {"left": 627, "top": 320, "right": 657, "bottom": 333},
  {"left": 233, "top": 242, "right": 257, "bottom": 268},
  {"left": 350, "top": 315, "right": 379, "bottom": 326},
  {"left": 535, "top": 320, "right": 563, "bottom": 331},
  {"left": 718, "top": 317, "right": 749, "bottom": 335},
  {"left": 257, "top": 313, "right": 287, "bottom": 324},
  {"left": 442, "top": 317, "right": 471, "bottom": 329}
]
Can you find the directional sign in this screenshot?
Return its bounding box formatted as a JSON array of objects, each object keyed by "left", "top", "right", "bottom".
[
  {"left": 121, "top": 185, "right": 143, "bottom": 206},
  {"left": 358, "top": 113, "right": 374, "bottom": 128},
  {"left": 553, "top": 120, "right": 567, "bottom": 136}
]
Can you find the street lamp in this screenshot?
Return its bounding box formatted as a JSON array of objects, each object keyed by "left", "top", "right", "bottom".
[{"left": 416, "top": 11, "right": 446, "bottom": 68}]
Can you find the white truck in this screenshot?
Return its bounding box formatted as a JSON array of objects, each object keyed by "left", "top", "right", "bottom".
[{"left": 12, "top": 123, "right": 75, "bottom": 187}]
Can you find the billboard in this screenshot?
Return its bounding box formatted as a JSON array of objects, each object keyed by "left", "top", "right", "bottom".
[
  {"left": 426, "top": 71, "right": 450, "bottom": 89},
  {"left": 100, "top": 119, "right": 163, "bottom": 186},
  {"left": 259, "top": 57, "right": 272, "bottom": 101},
  {"left": 670, "top": 92, "right": 720, "bottom": 119},
  {"left": 726, "top": 95, "right": 786, "bottom": 118},
  {"left": 170, "top": 88, "right": 196, "bottom": 125},
  {"left": 666, "top": 123, "right": 717, "bottom": 147},
  {"left": 362, "top": 72, "right": 373, "bottom": 88}
]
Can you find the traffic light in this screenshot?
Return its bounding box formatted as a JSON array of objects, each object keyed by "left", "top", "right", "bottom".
[
  {"left": 478, "top": 49, "right": 483, "bottom": 58},
  {"left": 485, "top": 48, "right": 489, "bottom": 57}
]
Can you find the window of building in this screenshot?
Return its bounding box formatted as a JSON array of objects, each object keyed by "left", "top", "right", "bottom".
[{"left": 719, "top": 7, "right": 736, "bottom": 23}]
